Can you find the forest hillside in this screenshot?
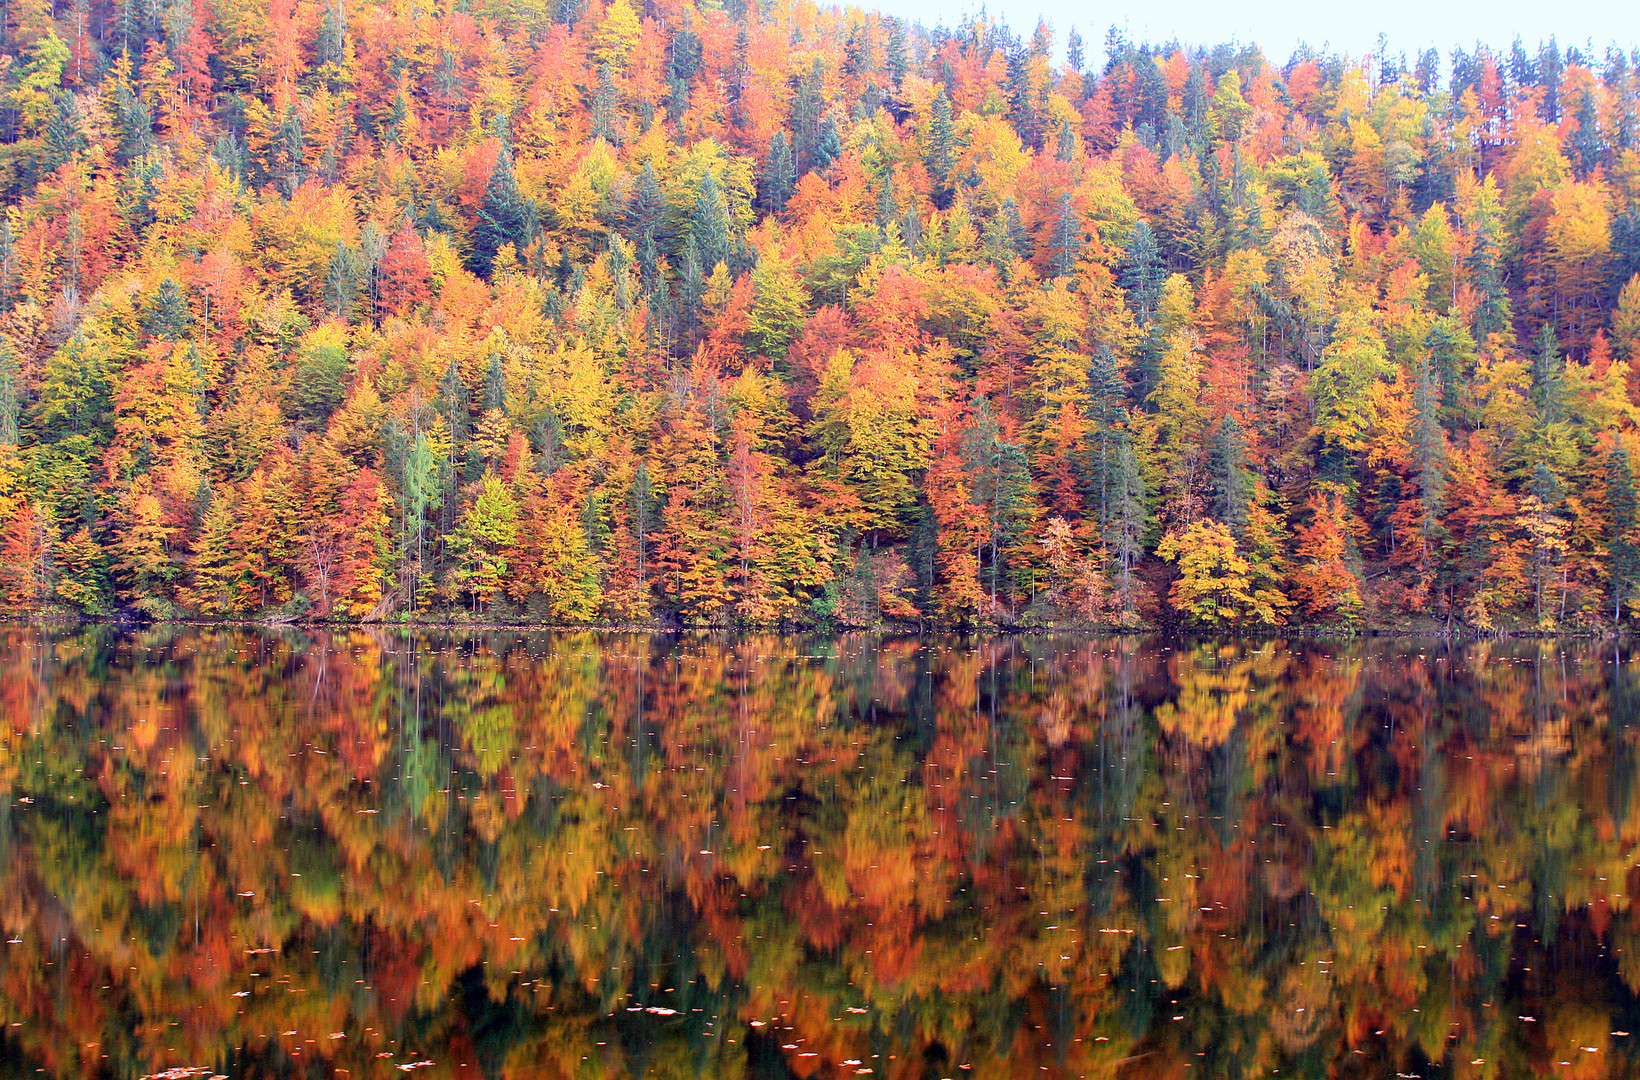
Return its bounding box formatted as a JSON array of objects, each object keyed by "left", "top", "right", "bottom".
[{"left": 0, "top": 0, "right": 1636, "bottom": 630}]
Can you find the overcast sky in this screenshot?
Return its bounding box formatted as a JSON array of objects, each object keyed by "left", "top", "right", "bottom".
[{"left": 878, "top": 0, "right": 1640, "bottom": 69}]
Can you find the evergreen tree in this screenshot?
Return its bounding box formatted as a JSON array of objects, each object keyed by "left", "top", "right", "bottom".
[
  {"left": 1509, "top": 37, "right": 1536, "bottom": 90},
  {"left": 1569, "top": 87, "right": 1601, "bottom": 176},
  {"left": 1005, "top": 44, "right": 1043, "bottom": 150},
  {"left": 1531, "top": 323, "right": 1566, "bottom": 423},
  {"left": 961, "top": 398, "right": 1037, "bottom": 612},
  {"left": 678, "top": 233, "right": 707, "bottom": 336},
  {"left": 1609, "top": 445, "right": 1640, "bottom": 623},
  {"left": 982, "top": 198, "right": 1032, "bottom": 273},
  {"left": 625, "top": 162, "right": 665, "bottom": 291},
  {"left": 1411, "top": 356, "right": 1448, "bottom": 557},
  {"left": 1047, "top": 191, "right": 1084, "bottom": 277},
  {"left": 143, "top": 278, "right": 192, "bottom": 340},
  {"left": 791, "top": 59, "right": 826, "bottom": 171},
  {"left": 925, "top": 89, "right": 956, "bottom": 203},
  {"left": 324, "top": 241, "right": 356, "bottom": 320},
  {"left": 0, "top": 346, "right": 18, "bottom": 447},
  {"left": 1056, "top": 119, "right": 1077, "bottom": 163},
  {"left": 471, "top": 143, "right": 538, "bottom": 277},
  {"left": 813, "top": 116, "right": 841, "bottom": 171},
  {"left": 484, "top": 350, "right": 507, "bottom": 414},
  {"left": 885, "top": 17, "right": 908, "bottom": 87},
  {"left": 1465, "top": 215, "right": 1512, "bottom": 341},
  {"left": 1183, "top": 63, "right": 1209, "bottom": 144},
  {"left": 690, "top": 172, "right": 734, "bottom": 273},
  {"left": 1086, "top": 350, "right": 1127, "bottom": 529},
  {"left": 761, "top": 130, "right": 796, "bottom": 212},
  {"left": 1208, "top": 415, "right": 1249, "bottom": 538},
  {"left": 1539, "top": 37, "right": 1563, "bottom": 122},
  {"left": 1119, "top": 220, "right": 1167, "bottom": 324},
  {"left": 44, "top": 93, "right": 89, "bottom": 168},
  {"left": 1105, "top": 437, "right": 1147, "bottom": 617},
  {"left": 591, "top": 63, "right": 618, "bottom": 142}
]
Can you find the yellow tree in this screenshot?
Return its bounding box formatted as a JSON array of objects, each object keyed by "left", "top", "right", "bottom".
[{"left": 1157, "top": 519, "right": 1288, "bottom": 628}]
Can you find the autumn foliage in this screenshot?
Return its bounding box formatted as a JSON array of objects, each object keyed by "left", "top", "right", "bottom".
[{"left": 0, "top": 4, "right": 1637, "bottom": 629}]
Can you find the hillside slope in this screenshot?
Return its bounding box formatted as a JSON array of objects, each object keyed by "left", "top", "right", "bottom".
[{"left": 0, "top": 2, "right": 1636, "bottom": 630}]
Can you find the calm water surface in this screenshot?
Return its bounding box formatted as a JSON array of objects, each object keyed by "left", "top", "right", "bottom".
[{"left": 1, "top": 628, "right": 1638, "bottom": 1079}]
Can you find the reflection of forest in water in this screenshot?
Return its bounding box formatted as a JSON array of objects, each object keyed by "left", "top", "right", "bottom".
[{"left": 1, "top": 630, "right": 1639, "bottom": 1079}]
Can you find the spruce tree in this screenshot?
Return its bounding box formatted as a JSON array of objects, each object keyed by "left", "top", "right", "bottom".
[
  {"left": 885, "top": 18, "right": 908, "bottom": 87},
  {"left": 325, "top": 241, "right": 356, "bottom": 320},
  {"left": 1048, "top": 191, "right": 1084, "bottom": 277},
  {"left": 143, "top": 278, "right": 192, "bottom": 340},
  {"left": 1105, "top": 438, "right": 1148, "bottom": 614},
  {"left": 1208, "top": 415, "right": 1249, "bottom": 538},
  {"left": 762, "top": 130, "right": 795, "bottom": 212},
  {"left": 625, "top": 162, "right": 665, "bottom": 290},
  {"left": 1056, "top": 119, "right": 1077, "bottom": 163},
  {"left": 0, "top": 345, "right": 18, "bottom": 447},
  {"left": 791, "top": 59, "right": 825, "bottom": 171},
  {"left": 1610, "top": 445, "right": 1640, "bottom": 623},
  {"left": 1531, "top": 323, "right": 1565, "bottom": 423},
  {"left": 812, "top": 116, "right": 841, "bottom": 171},
  {"left": 471, "top": 143, "right": 538, "bottom": 278},
  {"left": 690, "top": 172, "right": 733, "bottom": 273},
  {"left": 1119, "top": 220, "right": 1166, "bottom": 324},
  {"left": 591, "top": 63, "right": 618, "bottom": 142},
  {"left": 925, "top": 89, "right": 955, "bottom": 203}
]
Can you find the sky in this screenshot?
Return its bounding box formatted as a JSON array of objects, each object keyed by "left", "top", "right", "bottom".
[{"left": 875, "top": 0, "right": 1640, "bottom": 68}]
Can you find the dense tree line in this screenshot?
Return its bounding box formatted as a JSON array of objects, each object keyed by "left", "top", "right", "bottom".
[{"left": 0, "top": 0, "right": 1639, "bottom": 629}]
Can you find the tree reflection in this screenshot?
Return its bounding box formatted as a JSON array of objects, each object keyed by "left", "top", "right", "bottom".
[{"left": 0, "top": 630, "right": 1638, "bottom": 1078}]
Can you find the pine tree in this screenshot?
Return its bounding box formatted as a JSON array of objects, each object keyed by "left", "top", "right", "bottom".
[
  {"left": 1569, "top": 87, "right": 1601, "bottom": 177},
  {"left": 625, "top": 162, "right": 665, "bottom": 291},
  {"left": 1522, "top": 462, "right": 1569, "bottom": 627},
  {"left": 399, "top": 428, "right": 444, "bottom": 607},
  {"left": 982, "top": 198, "right": 1031, "bottom": 272},
  {"left": 1539, "top": 37, "right": 1563, "bottom": 122},
  {"left": 0, "top": 346, "right": 19, "bottom": 447},
  {"left": 813, "top": 117, "right": 841, "bottom": 171},
  {"left": 1183, "top": 63, "right": 1209, "bottom": 143}
]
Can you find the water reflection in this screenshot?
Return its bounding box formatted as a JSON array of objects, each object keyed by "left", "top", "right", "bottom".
[{"left": 0, "top": 628, "right": 1637, "bottom": 1078}]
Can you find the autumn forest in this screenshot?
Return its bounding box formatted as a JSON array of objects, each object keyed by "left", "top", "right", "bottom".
[{"left": 0, "top": 0, "right": 1638, "bottom": 629}]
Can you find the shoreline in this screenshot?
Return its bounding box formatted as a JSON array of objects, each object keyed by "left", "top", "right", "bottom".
[{"left": 0, "top": 614, "right": 1628, "bottom": 641}]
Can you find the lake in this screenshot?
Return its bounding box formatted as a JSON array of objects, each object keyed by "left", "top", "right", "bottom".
[{"left": 0, "top": 628, "right": 1637, "bottom": 1078}]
